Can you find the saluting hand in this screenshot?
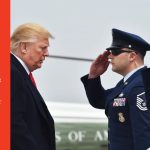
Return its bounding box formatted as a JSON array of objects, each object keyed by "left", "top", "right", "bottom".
[{"left": 88, "top": 51, "right": 110, "bottom": 79}]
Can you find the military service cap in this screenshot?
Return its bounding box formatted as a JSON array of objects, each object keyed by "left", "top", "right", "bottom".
[{"left": 107, "top": 28, "right": 150, "bottom": 56}]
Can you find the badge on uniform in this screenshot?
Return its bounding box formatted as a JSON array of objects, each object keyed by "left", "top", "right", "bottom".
[
  {"left": 118, "top": 92, "right": 124, "bottom": 97},
  {"left": 136, "top": 92, "right": 148, "bottom": 111},
  {"left": 118, "top": 112, "right": 125, "bottom": 123},
  {"left": 113, "top": 97, "right": 126, "bottom": 107}
]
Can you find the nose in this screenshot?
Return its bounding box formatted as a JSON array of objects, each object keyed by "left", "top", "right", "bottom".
[{"left": 44, "top": 49, "right": 49, "bottom": 57}]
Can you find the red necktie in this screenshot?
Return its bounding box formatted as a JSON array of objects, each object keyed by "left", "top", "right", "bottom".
[{"left": 29, "top": 72, "right": 37, "bottom": 87}]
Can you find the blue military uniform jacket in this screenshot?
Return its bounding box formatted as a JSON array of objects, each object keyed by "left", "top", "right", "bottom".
[{"left": 81, "top": 67, "right": 150, "bottom": 150}]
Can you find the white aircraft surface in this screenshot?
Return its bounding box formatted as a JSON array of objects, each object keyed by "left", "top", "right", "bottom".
[{"left": 46, "top": 102, "right": 108, "bottom": 150}]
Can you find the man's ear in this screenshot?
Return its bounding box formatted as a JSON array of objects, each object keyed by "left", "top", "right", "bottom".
[
  {"left": 129, "top": 52, "right": 137, "bottom": 61},
  {"left": 20, "top": 42, "right": 27, "bottom": 54}
]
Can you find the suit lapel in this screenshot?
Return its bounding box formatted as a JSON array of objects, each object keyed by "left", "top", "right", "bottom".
[
  {"left": 105, "top": 80, "right": 124, "bottom": 114},
  {"left": 26, "top": 79, "right": 53, "bottom": 123}
]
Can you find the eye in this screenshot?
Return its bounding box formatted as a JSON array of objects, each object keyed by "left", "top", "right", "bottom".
[
  {"left": 41, "top": 47, "right": 47, "bottom": 51},
  {"left": 110, "top": 49, "right": 122, "bottom": 56}
]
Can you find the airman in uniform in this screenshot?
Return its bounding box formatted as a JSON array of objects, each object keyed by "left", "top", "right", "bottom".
[{"left": 81, "top": 29, "right": 150, "bottom": 150}]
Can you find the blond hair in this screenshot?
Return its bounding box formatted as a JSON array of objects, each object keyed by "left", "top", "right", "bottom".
[{"left": 11, "top": 23, "right": 53, "bottom": 52}]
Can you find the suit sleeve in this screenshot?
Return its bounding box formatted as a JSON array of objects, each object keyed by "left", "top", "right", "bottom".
[
  {"left": 81, "top": 74, "right": 107, "bottom": 109},
  {"left": 128, "top": 86, "right": 150, "bottom": 150},
  {"left": 11, "top": 69, "right": 40, "bottom": 150},
  {"left": 141, "top": 68, "right": 150, "bottom": 108}
]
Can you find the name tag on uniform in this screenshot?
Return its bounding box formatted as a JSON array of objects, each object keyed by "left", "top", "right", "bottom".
[{"left": 113, "top": 98, "right": 126, "bottom": 107}]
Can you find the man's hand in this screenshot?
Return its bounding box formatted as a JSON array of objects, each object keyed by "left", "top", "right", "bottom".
[{"left": 88, "top": 51, "right": 110, "bottom": 79}]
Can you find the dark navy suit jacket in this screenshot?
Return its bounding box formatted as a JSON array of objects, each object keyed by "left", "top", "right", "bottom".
[
  {"left": 142, "top": 68, "right": 150, "bottom": 109},
  {"left": 11, "top": 54, "right": 56, "bottom": 150},
  {"left": 81, "top": 67, "right": 150, "bottom": 150}
]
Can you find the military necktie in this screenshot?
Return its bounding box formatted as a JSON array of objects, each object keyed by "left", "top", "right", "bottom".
[{"left": 29, "top": 72, "right": 37, "bottom": 87}]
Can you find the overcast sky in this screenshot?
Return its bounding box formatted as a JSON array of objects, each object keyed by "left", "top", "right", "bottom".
[{"left": 11, "top": 0, "right": 150, "bottom": 103}]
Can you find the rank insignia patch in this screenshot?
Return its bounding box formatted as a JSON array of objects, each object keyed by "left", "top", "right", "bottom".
[{"left": 136, "top": 92, "right": 148, "bottom": 111}]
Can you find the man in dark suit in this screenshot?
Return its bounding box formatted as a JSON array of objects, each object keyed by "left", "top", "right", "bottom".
[
  {"left": 11, "top": 23, "right": 56, "bottom": 150},
  {"left": 142, "top": 68, "right": 150, "bottom": 109},
  {"left": 81, "top": 29, "right": 150, "bottom": 150}
]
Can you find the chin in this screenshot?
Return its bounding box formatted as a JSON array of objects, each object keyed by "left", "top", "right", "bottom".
[
  {"left": 38, "top": 63, "right": 42, "bottom": 68},
  {"left": 112, "top": 68, "right": 118, "bottom": 73},
  {"left": 112, "top": 67, "right": 116, "bottom": 72}
]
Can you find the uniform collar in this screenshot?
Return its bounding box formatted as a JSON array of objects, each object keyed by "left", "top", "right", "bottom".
[{"left": 124, "top": 65, "right": 145, "bottom": 83}]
